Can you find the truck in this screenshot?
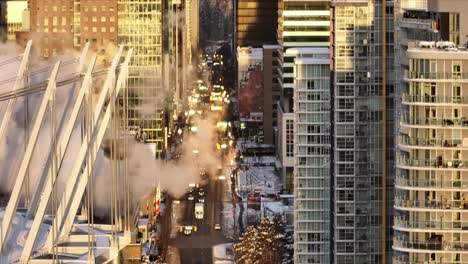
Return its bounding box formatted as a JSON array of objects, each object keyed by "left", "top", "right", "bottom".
[{"left": 195, "top": 203, "right": 204, "bottom": 220}]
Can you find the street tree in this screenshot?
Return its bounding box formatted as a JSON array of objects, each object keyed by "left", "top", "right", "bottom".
[{"left": 234, "top": 216, "right": 289, "bottom": 264}]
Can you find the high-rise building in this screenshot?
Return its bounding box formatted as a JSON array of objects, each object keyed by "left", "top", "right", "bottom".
[
  {"left": 28, "top": 0, "right": 74, "bottom": 56},
  {"left": 330, "top": 1, "right": 394, "bottom": 262},
  {"left": 4, "top": 0, "right": 27, "bottom": 40},
  {"left": 394, "top": 43, "right": 468, "bottom": 264},
  {"left": 290, "top": 0, "right": 394, "bottom": 262},
  {"left": 394, "top": 1, "right": 468, "bottom": 263},
  {"left": 278, "top": 0, "right": 330, "bottom": 99},
  {"left": 118, "top": 0, "right": 164, "bottom": 157},
  {"left": 293, "top": 48, "right": 330, "bottom": 263},
  {"left": 280, "top": 47, "right": 329, "bottom": 195},
  {"left": 277, "top": 0, "right": 330, "bottom": 196},
  {"left": 0, "top": 1, "right": 6, "bottom": 41},
  {"left": 23, "top": 0, "right": 167, "bottom": 157},
  {"left": 236, "top": 0, "right": 278, "bottom": 47}
]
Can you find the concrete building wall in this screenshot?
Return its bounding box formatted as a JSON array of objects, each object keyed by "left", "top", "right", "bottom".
[{"left": 262, "top": 45, "right": 280, "bottom": 145}]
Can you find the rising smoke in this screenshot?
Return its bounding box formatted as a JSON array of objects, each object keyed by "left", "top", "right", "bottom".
[{"left": 0, "top": 40, "right": 227, "bottom": 220}]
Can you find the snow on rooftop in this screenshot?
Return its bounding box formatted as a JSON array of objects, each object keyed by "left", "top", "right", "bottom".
[{"left": 239, "top": 166, "right": 282, "bottom": 195}]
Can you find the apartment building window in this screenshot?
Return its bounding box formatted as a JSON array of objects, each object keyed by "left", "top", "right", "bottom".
[
  {"left": 286, "top": 119, "right": 294, "bottom": 157},
  {"left": 92, "top": 27, "right": 97, "bottom": 33},
  {"left": 453, "top": 62, "right": 461, "bottom": 78},
  {"left": 449, "top": 13, "right": 460, "bottom": 44},
  {"left": 62, "top": 6, "right": 66, "bottom": 12},
  {"left": 110, "top": 27, "right": 115, "bottom": 33},
  {"left": 453, "top": 84, "right": 461, "bottom": 103},
  {"left": 101, "top": 17, "right": 106, "bottom": 22},
  {"left": 53, "top": 6, "right": 57, "bottom": 12},
  {"left": 92, "top": 17, "right": 97, "bottom": 22},
  {"left": 92, "top": 6, "right": 97, "bottom": 12},
  {"left": 44, "top": 18, "right": 49, "bottom": 26},
  {"left": 62, "top": 17, "right": 66, "bottom": 26},
  {"left": 101, "top": 27, "right": 106, "bottom": 33},
  {"left": 101, "top": 6, "right": 106, "bottom": 11}
]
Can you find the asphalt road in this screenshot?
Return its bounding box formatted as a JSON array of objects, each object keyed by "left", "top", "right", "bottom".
[{"left": 170, "top": 178, "right": 227, "bottom": 264}]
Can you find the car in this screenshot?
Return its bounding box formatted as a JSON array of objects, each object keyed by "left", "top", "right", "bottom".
[
  {"left": 214, "top": 224, "right": 221, "bottom": 230},
  {"left": 188, "top": 194, "right": 194, "bottom": 201},
  {"left": 198, "top": 188, "right": 205, "bottom": 196},
  {"left": 179, "top": 226, "right": 198, "bottom": 235},
  {"left": 198, "top": 198, "right": 205, "bottom": 203}
]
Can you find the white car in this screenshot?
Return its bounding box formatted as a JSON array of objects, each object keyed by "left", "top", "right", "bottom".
[
  {"left": 214, "top": 224, "right": 221, "bottom": 230},
  {"left": 198, "top": 198, "right": 205, "bottom": 203}
]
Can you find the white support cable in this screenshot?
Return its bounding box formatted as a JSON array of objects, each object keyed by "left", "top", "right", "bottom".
[
  {"left": 0, "top": 40, "right": 32, "bottom": 153},
  {"left": 0, "top": 61, "right": 60, "bottom": 253},
  {"left": 26, "top": 43, "right": 91, "bottom": 220},
  {"left": 19, "top": 55, "right": 97, "bottom": 263},
  {"left": 43, "top": 47, "right": 127, "bottom": 250}
]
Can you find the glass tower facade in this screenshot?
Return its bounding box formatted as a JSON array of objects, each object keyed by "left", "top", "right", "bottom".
[
  {"left": 294, "top": 53, "right": 331, "bottom": 263},
  {"left": 118, "top": 0, "right": 165, "bottom": 157},
  {"left": 331, "top": 1, "right": 394, "bottom": 263}
]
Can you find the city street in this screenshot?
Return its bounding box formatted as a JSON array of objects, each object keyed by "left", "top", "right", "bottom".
[{"left": 171, "top": 179, "right": 227, "bottom": 263}]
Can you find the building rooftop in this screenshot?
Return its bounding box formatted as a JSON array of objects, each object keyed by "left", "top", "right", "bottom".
[{"left": 408, "top": 41, "right": 468, "bottom": 59}]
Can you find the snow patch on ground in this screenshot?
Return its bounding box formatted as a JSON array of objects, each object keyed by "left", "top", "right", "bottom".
[
  {"left": 0, "top": 209, "right": 50, "bottom": 263},
  {"left": 212, "top": 243, "right": 234, "bottom": 263}
]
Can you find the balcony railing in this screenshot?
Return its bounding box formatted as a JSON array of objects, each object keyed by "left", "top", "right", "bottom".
[
  {"left": 402, "top": 94, "right": 468, "bottom": 104},
  {"left": 395, "top": 176, "right": 468, "bottom": 189},
  {"left": 393, "top": 257, "right": 468, "bottom": 264},
  {"left": 395, "top": 197, "right": 468, "bottom": 210},
  {"left": 400, "top": 115, "right": 468, "bottom": 127},
  {"left": 394, "top": 236, "right": 468, "bottom": 251},
  {"left": 400, "top": 17, "right": 435, "bottom": 31},
  {"left": 397, "top": 157, "right": 468, "bottom": 169},
  {"left": 394, "top": 216, "right": 468, "bottom": 230},
  {"left": 399, "top": 135, "right": 464, "bottom": 148},
  {"left": 405, "top": 71, "right": 468, "bottom": 81}
]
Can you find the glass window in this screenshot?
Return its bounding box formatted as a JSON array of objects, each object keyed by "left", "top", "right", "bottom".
[{"left": 453, "top": 62, "right": 461, "bottom": 78}]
